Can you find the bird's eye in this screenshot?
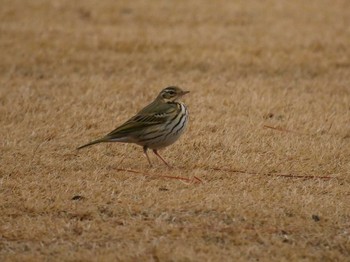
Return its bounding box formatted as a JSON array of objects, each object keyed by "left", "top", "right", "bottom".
[{"left": 168, "top": 91, "right": 175, "bottom": 95}]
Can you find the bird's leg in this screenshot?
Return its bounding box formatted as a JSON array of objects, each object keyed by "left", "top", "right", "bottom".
[
  {"left": 143, "top": 146, "right": 152, "bottom": 167},
  {"left": 153, "top": 149, "right": 171, "bottom": 168}
]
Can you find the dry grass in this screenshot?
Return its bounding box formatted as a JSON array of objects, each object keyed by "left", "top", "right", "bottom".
[{"left": 1, "top": 0, "right": 350, "bottom": 261}]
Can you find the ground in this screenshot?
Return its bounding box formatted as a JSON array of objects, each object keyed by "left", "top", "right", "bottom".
[{"left": 1, "top": 0, "right": 350, "bottom": 261}]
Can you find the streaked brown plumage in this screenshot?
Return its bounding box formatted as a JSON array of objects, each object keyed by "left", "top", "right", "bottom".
[{"left": 77, "top": 86, "right": 190, "bottom": 167}]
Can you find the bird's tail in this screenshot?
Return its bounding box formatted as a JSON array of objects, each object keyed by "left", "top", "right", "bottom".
[{"left": 77, "top": 137, "right": 109, "bottom": 150}]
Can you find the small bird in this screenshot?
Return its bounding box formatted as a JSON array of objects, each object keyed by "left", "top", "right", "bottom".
[{"left": 77, "top": 86, "right": 190, "bottom": 167}]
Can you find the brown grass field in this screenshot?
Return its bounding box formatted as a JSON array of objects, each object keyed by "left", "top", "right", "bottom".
[{"left": 1, "top": 0, "right": 350, "bottom": 261}]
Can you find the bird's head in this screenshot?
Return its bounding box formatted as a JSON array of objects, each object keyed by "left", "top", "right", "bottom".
[{"left": 157, "top": 86, "right": 190, "bottom": 102}]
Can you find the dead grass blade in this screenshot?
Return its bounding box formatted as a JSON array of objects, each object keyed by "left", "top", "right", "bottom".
[
  {"left": 197, "top": 166, "right": 334, "bottom": 180},
  {"left": 263, "top": 125, "right": 307, "bottom": 135},
  {"left": 114, "top": 168, "right": 203, "bottom": 184}
]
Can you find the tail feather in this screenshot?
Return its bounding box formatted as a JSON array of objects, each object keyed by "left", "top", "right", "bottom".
[{"left": 77, "top": 137, "right": 108, "bottom": 150}]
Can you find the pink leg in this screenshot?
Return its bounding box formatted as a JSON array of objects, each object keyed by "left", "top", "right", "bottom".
[
  {"left": 153, "top": 149, "right": 171, "bottom": 168},
  {"left": 143, "top": 146, "right": 152, "bottom": 167}
]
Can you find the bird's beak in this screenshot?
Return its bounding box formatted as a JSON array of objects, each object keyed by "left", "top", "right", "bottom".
[{"left": 182, "top": 91, "right": 190, "bottom": 96}]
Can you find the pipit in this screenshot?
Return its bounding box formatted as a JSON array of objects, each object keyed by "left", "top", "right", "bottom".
[{"left": 77, "top": 86, "right": 190, "bottom": 167}]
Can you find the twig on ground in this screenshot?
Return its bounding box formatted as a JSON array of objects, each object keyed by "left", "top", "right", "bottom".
[
  {"left": 263, "top": 125, "right": 307, "bottom": 135},
  {"left": 205, "top": 166, "right": 333, "bottom": 180},
  {"left": 115, "top": 168, "right": 203, "bottom": 184},
  {"left": 115, "top": 165, "right": 333, "bottom": 183}
]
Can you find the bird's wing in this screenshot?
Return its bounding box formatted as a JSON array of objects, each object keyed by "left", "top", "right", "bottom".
[{"left": 106, "top": 102, "right": 179, "bottom": 138}]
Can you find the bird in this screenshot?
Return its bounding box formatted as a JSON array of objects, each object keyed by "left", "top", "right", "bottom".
[{"left": 77, "top": 86, "right": 190, "bottom": 167}]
